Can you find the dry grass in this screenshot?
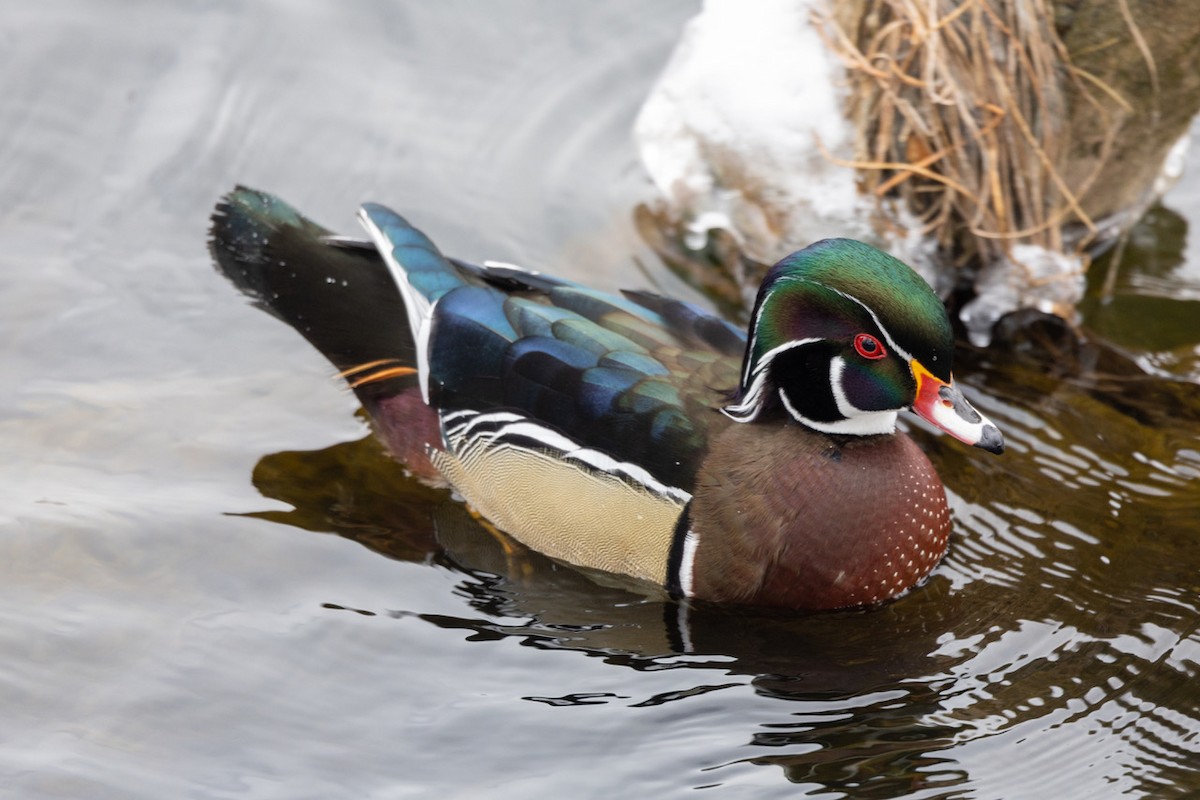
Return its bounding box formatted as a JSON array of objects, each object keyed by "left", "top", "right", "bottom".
[{"left": 819, "top": 0, "right": 1133, "bottom": 273}]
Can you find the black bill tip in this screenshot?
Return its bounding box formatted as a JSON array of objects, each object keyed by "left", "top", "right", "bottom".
[{"left": 977, "top": 424, "right": 1004, "bottom": 455}]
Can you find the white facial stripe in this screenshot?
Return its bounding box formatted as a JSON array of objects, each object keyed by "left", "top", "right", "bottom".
[
  {"left": 742, "top": 276, "right": 808, "bottom": 386},
  {"left": 778, "top": 385, "right": 899, "bottom": 435},
  {"left": 778, "top": 350, "right": 899, "bottom": 434},
  {"left": 724, "top": 337, "right": 821, "bottom": 423},
  {"left": 827, "top": 357, "right": 859, "bottom": 419},
  {"left": 720, "top": 376, "right": 765, "bottom": 421},
  {"left": 751, "top": 339, "right": 820, "bottom": 376},
  {"left": 822, "top": 356, "right": 900, "bottom": 434},
  {"left": 741, "top": 287, "right": 769, "bottom": 386},
  {"left": 443, "top": 410, "right": 692, "bottom": 505}
]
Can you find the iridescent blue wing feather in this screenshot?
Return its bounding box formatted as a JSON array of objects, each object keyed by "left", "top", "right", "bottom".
[
  {"left": 361, "top": 203, "right": 463, "bottom": 304},
  {"left": 361, "top": 206, "right": 743, "bottom": 492}
]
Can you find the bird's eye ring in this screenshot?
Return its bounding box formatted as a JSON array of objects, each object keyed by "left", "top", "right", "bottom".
[{"left": 853, "top": 333, "right": 887, "bottom": 360}]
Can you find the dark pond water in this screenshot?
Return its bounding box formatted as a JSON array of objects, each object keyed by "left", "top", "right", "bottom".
[{"left": 5, "top": 3, "right": 1199, "bottom": 797}]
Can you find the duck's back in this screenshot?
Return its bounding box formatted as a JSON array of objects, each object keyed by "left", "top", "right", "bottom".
[{"left": 418, "top": 260, "right": 746, "bottom": 493}]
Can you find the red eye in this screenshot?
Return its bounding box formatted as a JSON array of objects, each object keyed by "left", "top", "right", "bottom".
[{"left": 853, "top": 333, "right": 887, "bottom": 360}]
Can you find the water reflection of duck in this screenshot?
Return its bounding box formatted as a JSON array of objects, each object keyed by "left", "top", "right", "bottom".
[
  {"left": 246, "top": 431, "right": 965, "bottom": 681},
  {"left": 210, "top": 186, "right": 1002, "bottom": 610}
]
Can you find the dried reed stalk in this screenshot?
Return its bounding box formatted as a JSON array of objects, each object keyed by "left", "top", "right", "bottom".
[{"left": 821, "top": 0, "right": 1125, "bottom": 272}]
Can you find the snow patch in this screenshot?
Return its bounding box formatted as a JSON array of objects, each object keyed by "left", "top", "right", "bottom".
[
  {"left": 959, "top": 245, "right": 1086, "bottom": 346},
  {"left": 635, "top": 0, "right": 874, "bottom": 263}
]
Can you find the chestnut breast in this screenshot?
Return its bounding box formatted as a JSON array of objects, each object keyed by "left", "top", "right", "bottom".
[{"left": 689, "top": 421, "right": 951, "bottom": 609}]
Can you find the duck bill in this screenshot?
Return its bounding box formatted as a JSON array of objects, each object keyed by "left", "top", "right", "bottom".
[{"left": 910, "top": 360, "right": 1004, "bottom": 454}]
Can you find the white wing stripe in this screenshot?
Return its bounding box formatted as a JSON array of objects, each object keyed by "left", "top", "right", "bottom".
[
  {"left": 442, "top": 410, "right": 692, "bottom": 505},
  {"left": 357, "top": 208, "right": 437, "bottom": 403}
]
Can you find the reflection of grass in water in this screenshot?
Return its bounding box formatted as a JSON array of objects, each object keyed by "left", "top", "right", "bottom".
[{"left": 1081, "top": 204, "right": 1200, "bottom": 356}]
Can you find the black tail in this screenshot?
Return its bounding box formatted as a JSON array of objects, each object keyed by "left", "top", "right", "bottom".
[{"left": 209, "top": 187, "right": 417, "bottom": 402}]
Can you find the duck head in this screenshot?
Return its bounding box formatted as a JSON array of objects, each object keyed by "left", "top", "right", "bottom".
[{"left": 723, "top": 238, "right": 1003, "bottom": 454}]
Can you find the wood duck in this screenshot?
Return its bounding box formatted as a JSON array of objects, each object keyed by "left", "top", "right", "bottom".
[{"left": 210, "top": 187, "right": 1002, "bottom": 610}]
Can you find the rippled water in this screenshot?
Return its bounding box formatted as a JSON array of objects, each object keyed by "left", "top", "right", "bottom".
[{"left": 5, "top": 3, "right": 1199, "bottom": 798}]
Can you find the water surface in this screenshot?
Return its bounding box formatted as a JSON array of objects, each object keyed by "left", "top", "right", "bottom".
[{"left": 4, "top": 3, "right": 1199, "bottom": 798}]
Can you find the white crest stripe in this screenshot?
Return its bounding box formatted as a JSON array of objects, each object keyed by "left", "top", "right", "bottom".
[{"left": 826, "top": 286, "right": 915, "bottom": 363}]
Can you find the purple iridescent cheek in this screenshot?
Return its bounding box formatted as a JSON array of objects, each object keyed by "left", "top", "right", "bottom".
[{"left": 841, "top": 360, "right": 908, "bottom": 411}]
